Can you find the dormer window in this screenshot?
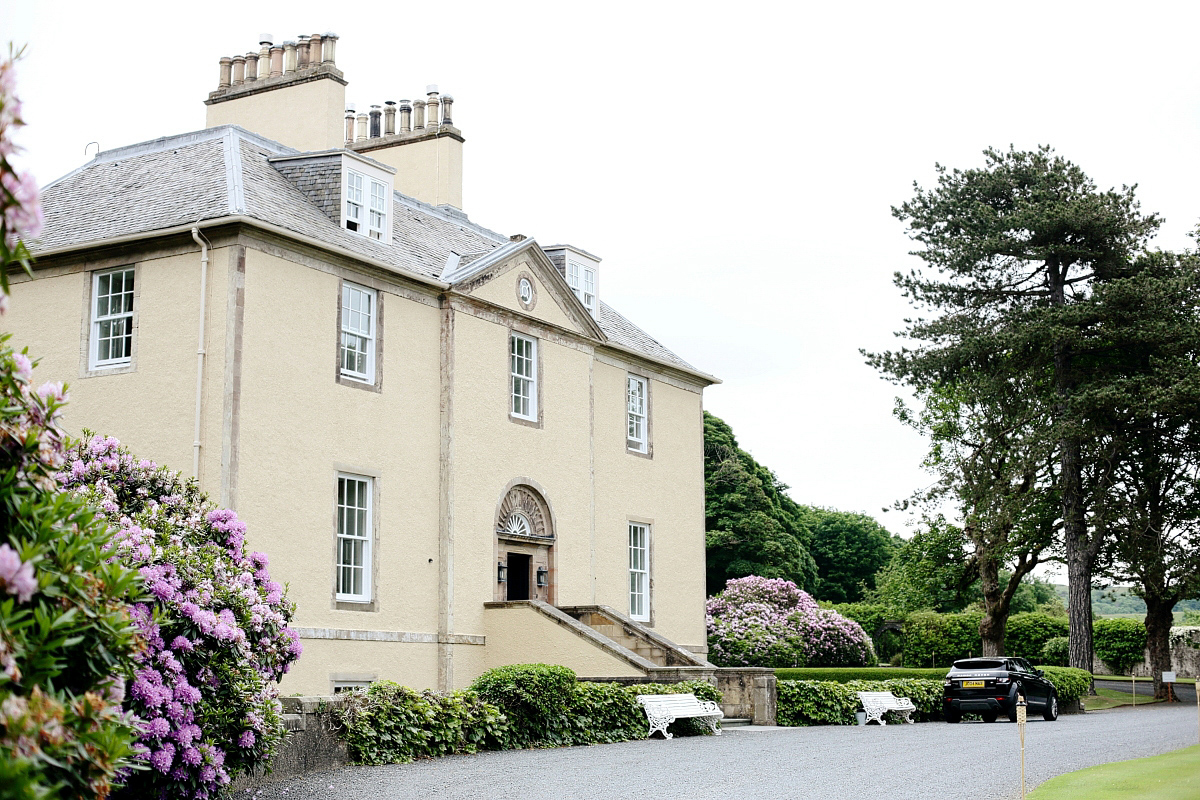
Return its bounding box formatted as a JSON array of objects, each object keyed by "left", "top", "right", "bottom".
[
  {"left": 567, "top": 260, "right": 596, "bottom": 315},
  {"left": 343, "top": 167, "right": 390, "bottom": 241}
]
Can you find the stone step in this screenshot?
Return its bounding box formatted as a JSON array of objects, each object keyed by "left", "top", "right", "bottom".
[{"left": 721, "top": 718, "right": 752, "bottom": 728}]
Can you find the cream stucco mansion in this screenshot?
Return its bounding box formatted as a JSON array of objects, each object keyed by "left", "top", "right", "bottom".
[{"left": 10, "top": 33, "right": 719, "bottom": 695}]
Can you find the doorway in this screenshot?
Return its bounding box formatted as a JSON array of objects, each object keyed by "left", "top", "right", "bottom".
[{"left": 506, "top": 553, "right": 531, "bottom": 601}]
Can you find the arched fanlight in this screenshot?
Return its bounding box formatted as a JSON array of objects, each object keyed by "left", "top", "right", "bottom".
[{"left": 502, "top": 511, "right": 532, "bottom": 537}]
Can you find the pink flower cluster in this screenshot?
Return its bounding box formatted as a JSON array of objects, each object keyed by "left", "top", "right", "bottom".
[
  {"left": 1, "top": 51, "right": 43, "bottom": 268},
  {"left": 706, "top": 576, "right": 875, "bottom": 668},
  {"left": 61, "top": 435, "right": 300, "bottom": 799},
  {"left": 0, "top": 543, "right": 36, "bottom": 602}
]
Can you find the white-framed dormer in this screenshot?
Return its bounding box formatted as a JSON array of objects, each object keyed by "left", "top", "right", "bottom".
[
  {"left": 542, "top": 244, "right": 601, "bottom": 319},
  {"left": 340, "top": 152, "right": 394, "bottom": 242}
]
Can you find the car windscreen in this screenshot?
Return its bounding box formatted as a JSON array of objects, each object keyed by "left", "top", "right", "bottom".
[{"left": 952, "top": 659, "right": 1005, "bottom": 670}]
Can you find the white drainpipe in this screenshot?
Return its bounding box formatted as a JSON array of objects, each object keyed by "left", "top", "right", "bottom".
[{"left": 191, "top": 227, "right": 210, "bottom": 479}]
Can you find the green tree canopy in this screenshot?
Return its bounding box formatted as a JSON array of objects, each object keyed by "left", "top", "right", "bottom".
[
  {"left": 804, "top": 508, "right": 899, "bottom": 604},
  {"left": 703, "top": 412, "right": 816, "bottom": 595}
]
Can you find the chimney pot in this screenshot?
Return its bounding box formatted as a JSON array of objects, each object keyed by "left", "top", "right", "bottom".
[
  {"left": 283, "top": 41, "right": 296, "bottom": 74},
  {"left": 426, "top": 93, "right": 440, "bottom": 131},
  {"left": 413, "top": 99, "right": 426, "bottom": 131},
  {"left": 440, "top": 94, "right": 454, "bottom": 126},
  {"left": 296, "top": 36, "right": 309, "bottom": 69},
  {"left": 384, "top": 101, "right": 397, "bottom": 136},
  {"left": 218, "top": 57, "right": 233, "bottom": 89},
  {"left": 245, "top": 52, "right": 259, "bottom": 81},
  {"left": 345, "top": 107, "right": 355, "bottom": 145},
  {"left": 269, "top": 45, "right": 283, "bottom": 78},
  {"left": 309, "top": 34, "right": 323, "bottom": 68},
  {"left": 231, "top": 55, "right": 246, "bottom": 86},
  {"left": 399, "top": 100, "right": 412, "bottom": 133},
  {"left": 259, "top": 42, "right": 270, "bottom": 73},
  {"left": 322, "top": 33, "right": 338, "bottom": 65},
  {"left": 356, "top": 111, "right": 369, "bottom": 142},
  {"left": 369, "top": 105, "right": 382, "bottom": 138},
  {"left": 259, "top": 33, "right": 273, "bottom": 46}
]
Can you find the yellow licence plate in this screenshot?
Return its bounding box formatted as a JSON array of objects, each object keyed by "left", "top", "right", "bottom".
[{"left": 962, "top": 680, "right": 985, "bottom": 688}]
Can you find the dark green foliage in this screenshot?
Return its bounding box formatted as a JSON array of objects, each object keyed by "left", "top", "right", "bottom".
[
  {"left": 339, "top": 675, "right": 724, "bottom": 764},
  {"left": 775, "top": 667, "right": 949, "bottom": 682},
  {"left": 902, "top": 611, "right": 984, "bottom": 667},
  {"left": 869, "top": 520, "right": 976, "bottom": 613},
  {"left": 337, "top": 682, "right": 507, "bottom": 764},
  {"left": 469, "top": 666, "right": 723, "bottom": 750},
  {"left": 1005, "top": 613, "right": 1069, "bottom": 662},
  {"left": 806, "top": 509, "right": 898, "bottom": 604},
  {"left": 703, "top": 412, "right": 816, "bottom": 594},
  {"left": 1093, "top": 618, "right": 1147, "bottom": 674},
  {"left": 1039, "top": 667, "right": 1093, "bottom": 705},
  {"left": 1041, "top": 637, "right": 1070, "bottom": 667},
  {"left": 469, "top": 664, "right": 578, "bottom": 748},
  {"left": 776, "top": 679, "right": 945, "bottom": 726}
]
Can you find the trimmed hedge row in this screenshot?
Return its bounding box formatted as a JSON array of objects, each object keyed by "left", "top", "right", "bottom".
[
  {"left": 776, "top": 666, "right": 1093, "bottom": 727},
  {"left": 337, "top": 665, "right": 723, "bottom": 763},
  {"left": 775, "top": 667, "right": 949, "bottom": 682},
  {"left": 777, "top": 679, "right": 944, "bottom": 726}
]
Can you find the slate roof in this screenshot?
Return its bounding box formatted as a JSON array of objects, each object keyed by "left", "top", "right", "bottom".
[{"left": 34, "top": 125, "right": 710, "bottom": 381}]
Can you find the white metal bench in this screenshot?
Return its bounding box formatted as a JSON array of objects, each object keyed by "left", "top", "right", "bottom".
[
  {"left": 636, "top": 693, "right": 724, "bottom": 739},
  {"left": 857, "top": 691, "right": 916, "bottom": 725}
]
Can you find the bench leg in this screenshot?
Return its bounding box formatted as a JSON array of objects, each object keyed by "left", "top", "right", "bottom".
[
  {"left": 705, "top": 715, "right": 722, "bottom": 736},
  {"left": 864, "top": 707, "right": 886, "bottom": 725},
  {"left": 646, "top": 712, "right": 676, "bottom": 740}
]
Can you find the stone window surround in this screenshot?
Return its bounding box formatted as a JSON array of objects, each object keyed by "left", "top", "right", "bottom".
[
  {"left": 626, "top": 371, "right": 653, "bottom": 458},
  {"left": 331, "top": 465, "right": 381, "bottom": 612},
  {"left": 335, "top": 278, "right": 384, "bottom": 393},
  {"left": 514, "top": 269, "right": 537, "bottom": 312},
  {"left": 628, "top": 516, "right": 655, "bottom": 626},
  {"left": 507, "top": 327, "right": 543, "bottom": 429},
  {"left": 79, "top": 263, "right": 140, "bottom": 378}
]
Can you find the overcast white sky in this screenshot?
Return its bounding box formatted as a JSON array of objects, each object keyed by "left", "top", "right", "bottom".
[{"left": 7, "top": 1, "right": 1200, "bottom": 551}]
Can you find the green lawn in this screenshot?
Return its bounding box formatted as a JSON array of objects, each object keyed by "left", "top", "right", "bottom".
[
  {"left": 1084, "top": 688, "right": 1163, "bottom": 711},
  {"left": 1028, "top": 744, "right": 1200, "bottom": 799}
]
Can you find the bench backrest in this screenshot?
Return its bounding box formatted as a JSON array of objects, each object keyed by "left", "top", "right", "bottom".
[
  {"left": 857, "top": 691, "right": 903, "bottom": 706},
  {"left": 637, "top": 693, "right": 705, "bottom": 713}
]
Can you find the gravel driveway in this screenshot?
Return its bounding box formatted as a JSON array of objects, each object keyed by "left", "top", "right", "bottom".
[{"left": 245, "top": 705, "right": 1198, "bottom": 800}]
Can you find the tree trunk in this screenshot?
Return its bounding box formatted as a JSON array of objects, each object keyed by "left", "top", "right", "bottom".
[
  {"left": 1145, "top": 595, "right": 1175, "bottom": 701},
  {"left": 978, "top": 554, "right": 1006, "bottom": 656}
]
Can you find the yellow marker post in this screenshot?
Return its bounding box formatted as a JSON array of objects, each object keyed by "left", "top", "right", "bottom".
[{"left": 1017, "top": 694, "right": 1028, "bottom": 800}]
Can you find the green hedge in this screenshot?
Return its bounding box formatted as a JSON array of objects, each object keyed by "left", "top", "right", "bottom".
[
  {"left": 1094, "top": 618, "right": 1147, "bottom": 674},
  {"left": 1005, "top": 614, "right": 1069, "bottom": 662},
  {"left": 339, "top": 669, "right": 724, "bottom": 763},
  {"left": 777, "top": 679, "right": 945, "bottom": 726},
  {"left": 775, "top": 667, "right": 949, "bottom": 682},
  {"left": 903, "top": 611, "right": 983, "bottom": 666},
  {"left": 776, "top": 667, "right": 1092, "bottom": 726},
  {"left": 1040, "top": 666, "right": 1092, "bottom": 706},
  {"left": 338, "top": 682, "right": 508, "bottom": 764}
]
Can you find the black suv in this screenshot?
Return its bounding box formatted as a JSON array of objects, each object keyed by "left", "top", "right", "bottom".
[{"left": 943, "top": 657, "right": 1059, "bottom": 723}]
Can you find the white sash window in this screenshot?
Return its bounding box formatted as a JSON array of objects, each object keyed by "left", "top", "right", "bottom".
[
  {"left": 336, "top": 475, "right": 372, "bottom": 602},
  {"left": 627, "top": 376, "right": 647, "bottom": 452},
  {"left": 629, "top": 523, "right": 649, "bottom": 621},
  {"left": 340, "top": 283, "right": 376, "bottom": 383},
  {"left": 91, "top": 267, "right": 135, "bottom": 369},
  {"left": 510, "top": 333, "right": 537, "bottom": 420}
]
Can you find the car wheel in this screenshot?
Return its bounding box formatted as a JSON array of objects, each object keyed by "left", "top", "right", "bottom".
[
  {"left": 945, "top": 710, "right": 961, "bottom": 723},
  {"left": 1043, "top": 693, "right": 1059, "bottom": 721},
  {"left": 982, "top": 711, "right": 998, "bottom": 723}
]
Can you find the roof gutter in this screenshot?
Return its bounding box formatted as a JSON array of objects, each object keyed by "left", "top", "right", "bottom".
[{"left": 28, "top": 216, "right": 451, "bottom": 290}]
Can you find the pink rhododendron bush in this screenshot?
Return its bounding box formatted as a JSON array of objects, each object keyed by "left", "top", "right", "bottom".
[
  {"left": 61, "top": 436, "right": 302, "bottom": 799},
  {"left": 0, "top": 337, "right": 144, "bottom": 800},
  {"left": 706, "top": 576, "right": 876, "bottom": 668}
]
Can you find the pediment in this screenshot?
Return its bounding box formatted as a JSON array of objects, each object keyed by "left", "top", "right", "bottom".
[{"left": 445, "top": 238, "right": 605, "bottom": 340}]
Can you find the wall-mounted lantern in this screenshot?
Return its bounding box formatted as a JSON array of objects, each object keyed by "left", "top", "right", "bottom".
[
  {"left": 536, "top": 566, "right": 548, "bottom": 588},
  {"left": 497, "top": 561, "right": 508, "bottom": 583}
]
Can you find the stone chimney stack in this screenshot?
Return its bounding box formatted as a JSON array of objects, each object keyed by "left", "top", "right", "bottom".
[
  {"left": 206, "top": 34, "right": 464, "bottom": 208},
  {"left": 206, "top": 31, "right": 348, "bottom": 152}
]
